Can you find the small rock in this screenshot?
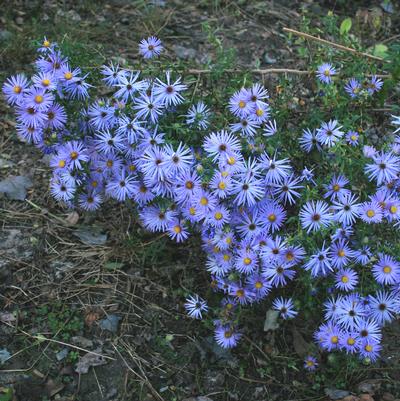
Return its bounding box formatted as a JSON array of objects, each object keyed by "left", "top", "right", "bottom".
[
  {"left": 382, "top": 393, "right": 395, "bottom": 401},
  {"left": 263, "top": 309, "right": 280, "bottom": 331},
  {"left": 359, "top": 395, "right": 375, "bottom": 401},
  {"left": 73, "top": 226, "right": 107, "bottom": 246},
  {"left": 71, "top": 336, "right": 93, "bottom": 348},
  {"left": 0, "top": 30, "right": 12, "bottom": 42},
  {"left": 98, "top": 314, "right": 121, "bottom": 333},
  {"left": 56, "top": 348, "right": 69, "bottom": 361},
  {"left": 263, "top": 52, "right": 277, "bottom": 64},
  {"left": 325, "top": 388, "right": 351, "bottom": 400},
  {"left": 357, "top": 380, "right": 381, "bottom": 394},
  {"left": 173, "top": 45, "right": 197, "bottom": 60},
  {"left": 0, "top": 175, "right": 33, "bottom": 200}
]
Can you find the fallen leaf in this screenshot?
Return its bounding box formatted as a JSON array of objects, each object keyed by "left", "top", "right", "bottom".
[
  {"left": 0, "top": 312, "right": 16, "bottom": 323},
  {"left": 73, "top": 226, "right": 107, "bottom": 246},
  {"left": 45, "top": 378, "right": 64, "bottom": 398},
  {"left": 85, "top": 311, "right": 100, "bottom": 327},
  {"left": 0, "top": 175, "right": 32, "bottom": 201},
  {"left": 324, "top": 388, "right": 351, "bottom": 400},
  {"left": 263, "top": 309, "right": 280, "bottom": 331},
  {"left": 65, "top": 211, "right": 79, "bottom": 226},
  {"left": 75, "top": 349, "right": 107, "bottom": 374}
]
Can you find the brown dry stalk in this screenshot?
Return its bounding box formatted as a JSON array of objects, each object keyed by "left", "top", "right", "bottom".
[{"left": 283, "top": 27, "right": 387, "bottom": 62}]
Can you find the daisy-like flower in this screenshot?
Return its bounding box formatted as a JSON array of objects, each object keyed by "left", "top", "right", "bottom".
[
  {"left": 231, "top": 176, "right": 264, "bottom": 207},
  {"left": 32, "top": 71, "right": 58, "bottom": 90},
  {"left": 134, "top": 92, "right": 164, "bottom": 124},
  {"left": 391, "top": 115, "right": 400, "bottom": 134},
  {"left": 230, "top": 117, "right": 260, "bottom": 137},
  {"left": 153, "top": 71, "right": 187, "bottom": 106},
  {"left": 78, "top": 191, "right": 103, "bottom": 211},
  {"left": 263, "top": 119, "right": 278, "bottom": 137},
  {"left": 359, "top": 201, "right": 383, "bottom": 224},
  {"left": 246, "top": 274, "right": 271, "bottom": 300},
  {"left": 2, "top": 74, "right": 30, "bottom": 106},
  {"left": 365, "top": 151, "right": 400, "bottom": 186},
  {"left": 185, "top": 101, "right": 211, "bottom": 129},
  {"left": 260, "top": 200, "right": 286, "bottom": 233},
  {"left": 106, "top": 170, "right": 137, "bottom": 202},
  {"left": 331, "top": 193, "right": 361, "bottom": 226},
  {"left": 346, "top": 130, "right": 359, "bottom": 146},
  {"left": 368, "top": 291, "right": 398, "bottom": 326},
  {"left": 16, "top": 104, "right": 47, "bottom": 128},
  {"left": 168, "top": 219, "right": 189, "bottom": 242},
  {"left": 64, "top": 74, "right": 92, "bottom": 100},
  {"left": 335, "top": 268, "right": 358, "bottom": 291},
  {"left": 184, "top": 294, "right": 208, "bottom": 319},
  {"left": 100, "top": 63, "right": 128, "bottom": 86},
  {"left": 45, "top": 103, "right": 67, "bottom": 129},
  {"left": 330, "top": 239, "right": 355, "bottom": 268},
  {"left": 303, "top": 244, "right": 333, "bottom": 277},
  {"left": 319, "top": 322, "right": 343, "bottom": 351},
  {"left": 300, "top": 200, "right": 332, "bottom": 233},
  {"left": 304, "top": 356, "right": 318, "bottom": 371},
  {"left": 214, "top": 323, "right": 241, "bottom": 348},
  {"left": 316, "top": 63, "right": 336, "bottom": 84},
  {"left": 228, "top": 88, "right": 253, "bottom": 118},
  {"left": 354, "top": 246, "right": 372, "bottom": 266},
  {"left": 299, "top": 128, "right": 321, "bottom": 153},
  {"left": 59, "top": 140, "right": 89, "bottom": 170},
  {"left": 23, "top": 87, "right": 54, "bottom": 112},
  {"left": 367, "top": 75, "right": 383, "bottom": 95},
  {"left": 162, "top": 142, "right": 193, "bottom": 175},
  {"left": 372, "top": 254, "right": 400, "bottom": 285},
  {"left": 336, "top": 294, "right": 367, "bottom": 329},
  {"left": 316, "top": 120, "right": 343, "bottom": 147},
  {"left": 260, "top": 152, "right": 291, "bottom": 185},
  {"left": 272, "top": 297, "right": 298, "bottom": 319},
  {"left": 363, "top": 145, "right": 377, "bottom": 158},
  {"left": 359, "top": 339, "right": 382, "bottom": 362},
  {"left": 203, "top": 130, "right": 241, "bottom": 162},
  {"left": 139, "top": 36, "right": 163, "bottom": 59},
  {"left": 114, "top": 71, "right": 147, "bottom": 102},
  {"left": 344, "top": 78, "right": 361, "bottom": 98},
  {"left": 263, "top": 261, "right": 296, "bottom": 287},
  {"left": 324, "top": 174, "right": 351, "bottom": 201},
  {"left": 340, "top": 332, "right": 361, "bottom": 354}
]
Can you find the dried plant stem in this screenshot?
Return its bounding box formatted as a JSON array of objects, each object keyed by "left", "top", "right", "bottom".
[{"left": 283, "top": 27, "right": 387, "bottom": 62}]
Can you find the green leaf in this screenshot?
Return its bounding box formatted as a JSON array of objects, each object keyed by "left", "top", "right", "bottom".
[
  {"left": 340, "top": 18, "right": 352, "bottom": 35},
  {"left": 372, "top": 43, "right": 389, "bottom": 58}
]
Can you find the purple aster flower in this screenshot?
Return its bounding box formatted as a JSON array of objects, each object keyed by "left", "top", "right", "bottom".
[
  {"left": 35, "top": 50, "right": 68, "bottom": 77},
  {"left": 340, "top": 331, "right": 361, "bottom": 354},
  {"left": 323, "top": 296, "right": 343, "bottom": 320},
  {"left": 139, "top": 36, "right": 163, "bottom": 59},
  {"left": 214, "top": 323, "right": 241, "bottom": 348},
  {"left": 184, "top": 294, "right": 208, "bottom": 319},
  {"left": 185, "top": 101, "right": 211, "bottom": 129},
  {"left": 367, "top": 75, "right": 383, "bottom": 95},
  {"left": 205, "top": 205, "right": 231, "bottom": 229},
  {"left": 354, "top": 246, "right": 372, "bottom": 266},
  {"left": 153, "top": 71, "right": 187, "bottom": 106},
  {"left": 372, "top": 254, "right": 400, "bottom": 285},
  {"left": 346, "top": 130, "right": 359, "bottom": 146},
  {"left": 301, "top": 167, "right": 316, "bottom": 185},
  {"left": 64, "top": 74, "right": 92, "bottom": 100},
  {"left": 106, "top": 170, "right": 137, "bottom": 202},
  {"left": 162, "top": 142, "right": 193, "bottom": 175},
  {"left": 260, "top": 152, "right": 292, "bottom": 185},
  {"left": 16, "top": 104, "right": 47, "bottom": 128},
  {"left": 303, "top": 243, "right": 333, "bottom": 277},
  {"left": 299, "top": 128, "right": 321, "bottom": 153},
  {"left": 230, "top": 117, "right": 260, "bottom": 137},
  {"left": 359, "top": 201, "right": 383, "bottom": 224},
  {"left": 336, "top": 294, "right": 367, "bottom": 329},
  {"left": 246, "top": 274, "right": 271, "bottom": 300},
  {"left": 203, "top": 130, "right": 241, "bottom": 162},
  {"left": 359, "top": 339, "right": 382, "bottom": 362},
  {"left": 50, "top": 177, "right": 76, "bottom": 202},
  {"left": 140, "top": 205, "right": 176, "bottom": 232},
  {"left": 273, "top": 174, "right": 303, "bottom": 205},
  {"left": 304, "top": 356, "right": 318, "bottom": 371},
  {"left": 23, "top": 87, "right": 54, "bottom": 112},
  {"left": 319, "top": 322, "right": 343, "bottom": 351},
  {"left": 344, "top": 78, "right": 361, "bottom": 98},
  {"left": 368, "top": 291, "right": 398, "bottom": 326},
  {"left": 330, "top": 239, "right": 355, "bottom": 269},
  {"left": 316, "top": 120, "right": 343, "bottom": 147},
  {"left": 231, "top": 176, "right": 264, "bottom": 207},
  {"left": 248, "top": 83, "right": 269, "bottom": 102},
  {"left": 228, "top": 88, "right": 253, "bottom": 118},
  {"left": 263, "top": 119, "right": 278, "bottom": 137},
  {"left": 335, "top": 268, "right": 359, "bottom": 291},
  {"left": 272, "top": 297, "right": 297, "bottom": 319},
  {"left": 236, "top": 211, "right": 264, "bottom": 240},
  {"left": 100, "top": 63, "right": 128, "bottom": 86},
  {"left": 332, "top": 193, "right": 361, "bottom": 226},
  {"left": 356, "top": 319, "right": 382, "bottom": 344},
  {"left": 94, "top": 130, "right": 125, "bottom": 155},
  {"left": 16, "top": 124, "right": 43, "bottom": 144},
  {"left": 260, "top": 200, "right": 286, "bottom": 232},
  {"left": 316, "top": 63, "right": 336, "bottom": 84},
  {"left": 44, "top": 103, "right": 67, "bottom": 129},
  {"left": 134, "top": 91, "right": 164, "bottom": 124},
  {"left": 37, "top": 36, "right": 56, "bottom": 53},
  {"left": 235, "top": 248, "right": 258, "bottom": 275},
  {"left": 282, "top": 245, "right": 306, "bottom": 266},
  {"left": 363, "top": 145, "right": 377, "bottom": 158},
  {"left": 114, "top": 71, "right": 147, "bottom": 101},
  {"left": 167, "top": 219, "right": 189, "bottom": 242},
  {"left": 300, "top": 200, "right": 332, "bottom": 233},
  {"left": 229, "top": 283, "right": 255, "bottom": 305},
  {"left": 324, "top": 174, "right": 351, "bottom": 201},
  {"left": 2, "top": 74, "right": 30, "bottom": 105},
  {"left": 252, "top": 102, "right": 270, "bottom": 124},
  {"left": 365, "top": 151, "right": 400, "bottom": 186},
  {"left": 210, "top": 171, "right": 233, "bottom": 199},
  {"left": 31, "top": 71, "right": 57, "bottom": 91},
  {"left": 58, "top": 141, "right": 89, "bottom": 170},
  {"left": 78, "top": 191, "right": 103, "bottom": 211},
  {"left": 263, "top": 261, "right": 296, "bottom": 287}
]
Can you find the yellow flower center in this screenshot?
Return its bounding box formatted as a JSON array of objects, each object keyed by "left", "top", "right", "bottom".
[
  {"left": 286, "top": 252, "right": 294, "bottom": 261},
  {"left": 226, "top": 237, "right": 232, "bottom": 245},
  {"left": 268, "top": 213, "right": 276, "bottom": 222},
  {"left": 224, "top": 330, "right": 233, "bottom": 338},
  {"left": 238, "top": 100, "right": 246, "bottom": 109},
  {"left": 91, "top": 180, "right": 98, "bottom": 188},
  {"left": 70, "top": 151, "right": 78, "bottom": 160},
  {"left": 223, "top": 254, "right": 230, "bottom": 261},
  {"left": 324, "top": 69, "right": 331, "bottom": 76},
  {"left": 185, "top": 181, "right": 194, "bottom": 189},
  {"left": 236, "top": 289, "right": 244, "bottom": 298},
  {"left": 13, "top": 85, "right": 22, "bottom": 94},
  {"left": 243, "top": 257, "right": 252, "bottom": 265},
  {"left": 333, "top": 184, "right": 340, "bottom": 192},
  {"left": 215, "top": 212, "right": 223, "bottom": 220},
  {"left": 189, "top": 207, "right": 196, "bottom": 215},
  {"left": 306, "top": 360, "right": 314, "bottom": 367},
  {"left": 221, "top": 171, "right": 229, "bottom": 178},
  {"left": 129, "top": 164, "right": 136, "bottom": 171},
  {"left": 331, "top": 335, "right": 338, "bottom": 344},
  {"left": 366, "top": 210, "right": 375, "bottom": 218},
  {"left": 106, "top": 160, "right": 113, "bottom": 168},
  {"left": 58, "top": 160, "right": 66, "bottom": 168},
  {"left": 200, "top": 197, "right": 208, "bottom": 206},
  {"left": 256, "top": 108, "right": 264, "bottom": 117},
  {"left": 213, "top": 246, "right": 220, "bottom": 253},
  {"left": 390, "top": 206, "right": 398, "bottom": 214},
  {"left": 34, "top": 95, "right": 44, "bottom": 104},
  {"left": 173, "top": 225, "right": 181, "bottom": 234},
  {"left": 255, "top": 281, "right": 263, "bottom": 289},
  {"left": 365, "top": 344, "right": 373, "bottom": 352},
  {"left": 341, "top": 275, "right": 349, "bottom": 283},
  {"left": 43, "top": 40, "right": 50, "bottom": 47},
  {"left": 338, "top": 250, "right": 345, "bottom": 257},
  {"left": 42, "top": 79, "right": 51, "bottom": 86},
  {"left": 351, "top": 135, "right": 357, "bottom": 141},
  {"left": 218, "top": 181, "right": 226, "bottom": 190},
  {"left": 64, "top": 72, "right": 73, "bottom": 80},
  {"left": 227, "top": 157, "right": 235, "bottom": 165},
  {"left": 347, "top": 337, "right": 355, "bottom": 346},
  {"left": 383, "top": 265, "right": 392, "bottom": 274}
]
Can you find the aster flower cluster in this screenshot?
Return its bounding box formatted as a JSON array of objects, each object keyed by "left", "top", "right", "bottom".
[{"left": 3, "top": 38, "right": 400, "bottom": 361}]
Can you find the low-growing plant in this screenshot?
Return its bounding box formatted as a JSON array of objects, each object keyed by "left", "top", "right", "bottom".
[{"left": 2, "top": 22, "right": 400, "bottom": 373}]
